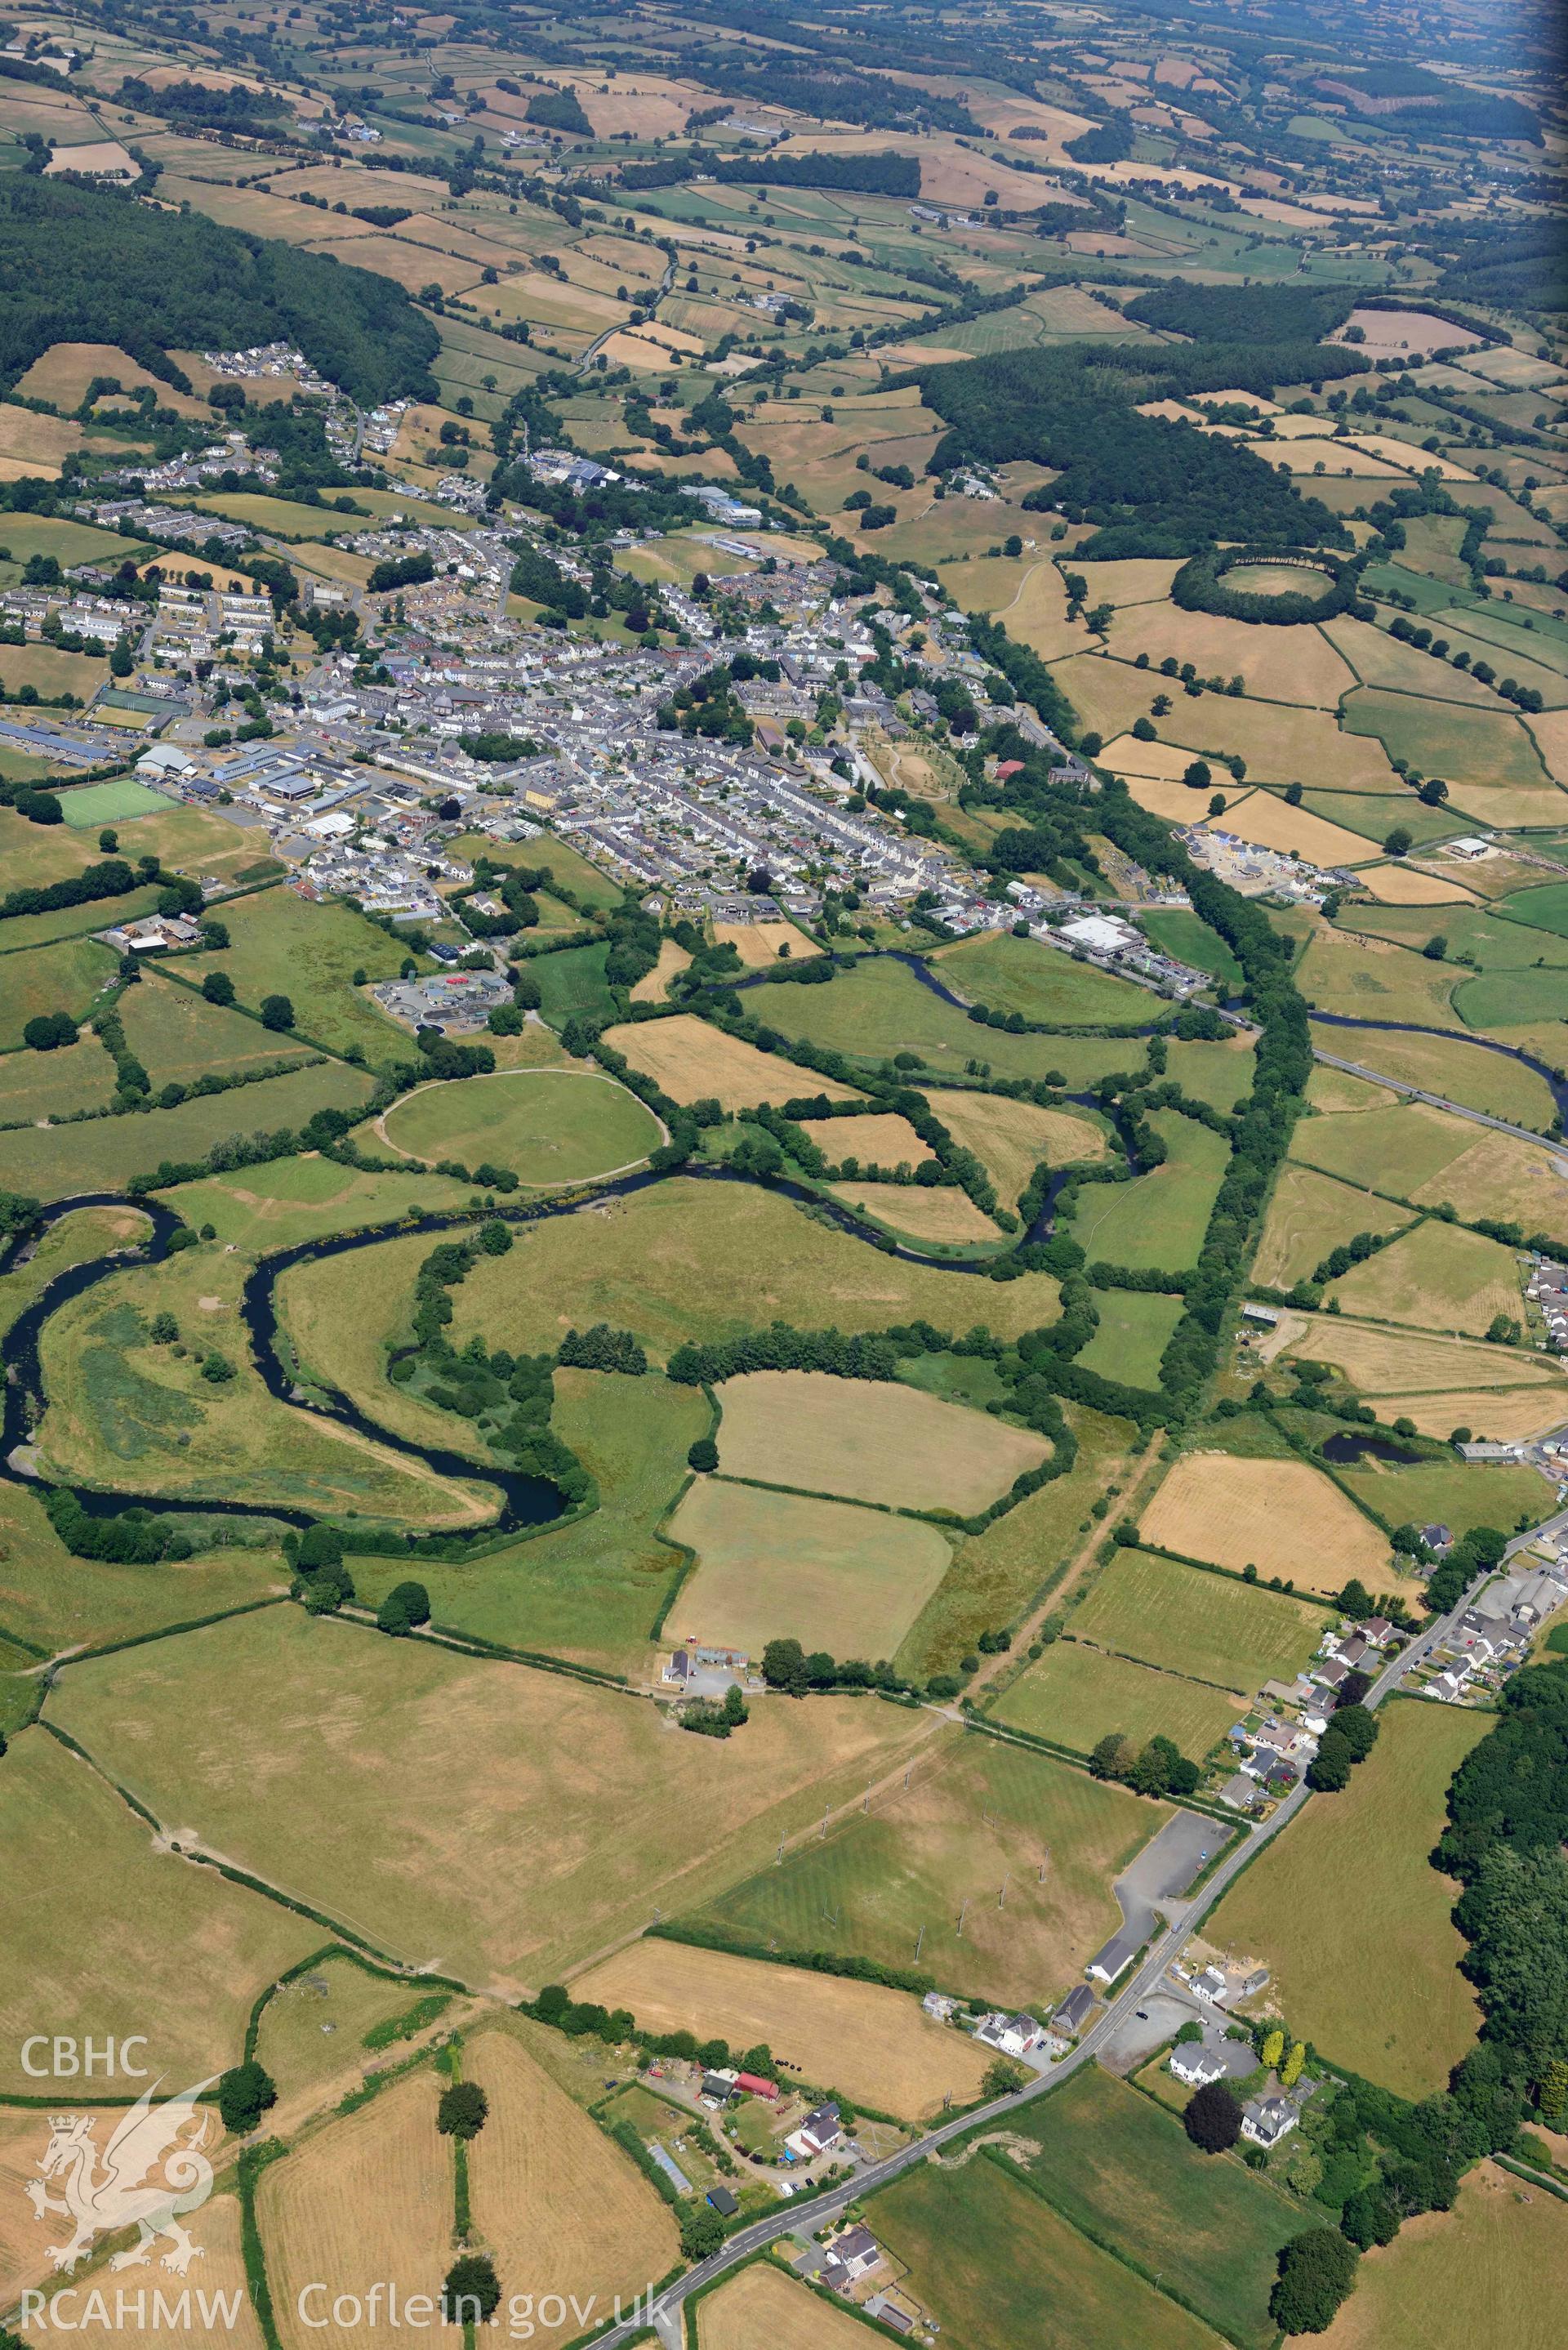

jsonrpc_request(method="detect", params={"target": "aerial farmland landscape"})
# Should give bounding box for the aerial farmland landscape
[0,0,1565,2342]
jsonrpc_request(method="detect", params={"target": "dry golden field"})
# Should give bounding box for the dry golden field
[47,1610,931,1990]
[697,2262,882,2349]
[262,2074,452,2350]
[1369,1386,1568,1443]
[1105,601,1356,705]
[800,1111,933,1168]
[603,1016,861,1108]
[713,920,817,965]
[1140,1452,1389,1586]
[1356,863,1479,905]
[713,1370,1048,1514]
[464,2029,677,2321]
[669,1477,953,1661]
[1325,1221,1525,1337]
[629,940,693,1002]
[571,1941,991,2118]
[1254,1166,1414,1290]
[829,1181,1004,1242]
[1314,2160,1568,2350]
[5,2183,264,2345]
[1281,1313,1563,1394]
[929,1090,1109,1206]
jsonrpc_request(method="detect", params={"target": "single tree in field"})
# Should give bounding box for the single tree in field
[259,993,295,1031]
[442,2255,501,2325]
[687,1436,718,1472]
[436,2081,489,2140]
[1269,2228,1357,2334]
[1183,2080,1243,2153]
[203,970,236,1007]
[217,2061,277,2136]
[377,1581,431,1637]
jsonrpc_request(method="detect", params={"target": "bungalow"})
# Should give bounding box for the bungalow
[1311,1657,1350,1693]
[786,2103,843,2160]
[1241,2096,1298,2148]
[1429,1666,1472,1704]
[1085,1926,1141,1986]
[1361,1616,1395,1645]
[662,1650,693,1686]
[1170,2040,1226,2087]
[1419,1527,1453,1555]
[975,2012,1045,2058]
[1054,1985,1096,2036]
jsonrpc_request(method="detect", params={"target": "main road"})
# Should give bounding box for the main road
[601,1549,1517,2346]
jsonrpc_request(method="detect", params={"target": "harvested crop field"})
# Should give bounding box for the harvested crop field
[829,1180,1003,1243]
[714,1370,1047,1514]
[1071,1549,1325,1695]
[669,1478,952,1661]
[464,2028,677,2321]
[800,1110,933,1168]
[695,2262,877,2350]
[1370,1385,1568,1443]
[1141,1452,1388,1590]
[569,1941,991,2119]
[1314,2159,1568,2350]
[1206,1701,1485,2098]
[602,1014,862,1108]
[994,1638,1241,1760]
[1280,1313,1564,1395]
[1325,1220,1524,1337]
[0,1725,315,2097]
[261,2073,452,2350]
[928,1089,1108,1207]
[682,1728,1164,2010]
[1254,1165,1414,1289]
[47,1608,929,1990]
[713,919,816,965]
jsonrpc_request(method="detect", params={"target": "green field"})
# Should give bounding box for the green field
[0,933,118,1050]
[1206,1699,1486,2098]
[1007,2065,1305,2350]
[1078,1288,1183,1386]
[991,1637,1242,1760]
[1321,1023,1557,1129]
[0,1030,115,1124]
[1140,907,1243,985]
[678,1728,1161,2008]
[37,1240,486,1527]
[896,1405,1137,1683]
[871,2151,1223,2350]
[167,1152,479,1255]
[1494,881,1568,940]
[380,1068,662,1184]
[180,888,416,1067]
[349,1369,710,1674]
[932,932,1155,1026]
[0,1478,279,1659]
[1165,1036,1257,1111]
[1454,966,1568,1029]
[118,972,316,1086]
[0,1059,374,1202]
[1341,686,1550,792]
[56,778,174,827]
[1071,1549,1324,1695]
[753,956,1077,1081]
[1062,1113,1231,1273]
[533,939,617,1031]
[1332,1454,1552,1541]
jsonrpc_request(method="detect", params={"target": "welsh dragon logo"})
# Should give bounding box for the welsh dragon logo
[24,2078,218,2276]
